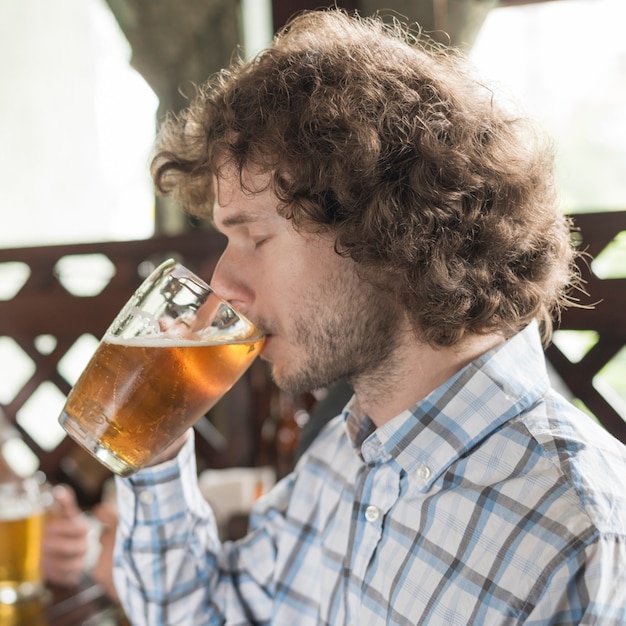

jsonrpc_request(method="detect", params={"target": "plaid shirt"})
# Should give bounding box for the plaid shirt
[114,322,626,625]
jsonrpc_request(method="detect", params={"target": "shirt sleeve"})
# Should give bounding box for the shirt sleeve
[113,433,290,626]
[524,533,626,625]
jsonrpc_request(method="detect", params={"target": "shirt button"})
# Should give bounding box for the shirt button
[365,505,380,522]
[138,490,155,504]
[417,464,432,479]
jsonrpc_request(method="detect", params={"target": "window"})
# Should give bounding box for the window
[471,0,626,212]
[0,0,158,248]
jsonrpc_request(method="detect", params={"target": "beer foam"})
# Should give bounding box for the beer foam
[0,500,42,521]
[105,335,205,348]
[105,333,260,348]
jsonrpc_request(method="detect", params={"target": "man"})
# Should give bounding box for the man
[113,9,626,624]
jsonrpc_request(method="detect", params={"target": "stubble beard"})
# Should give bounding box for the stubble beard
[271,278,403,395]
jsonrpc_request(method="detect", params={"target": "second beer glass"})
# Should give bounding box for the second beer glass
[0,477,47,604]
[58,259,265,476]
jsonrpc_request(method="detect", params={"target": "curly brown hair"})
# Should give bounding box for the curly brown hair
[152,9,579,347]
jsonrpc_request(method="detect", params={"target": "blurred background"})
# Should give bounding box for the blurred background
[0,0,624,507]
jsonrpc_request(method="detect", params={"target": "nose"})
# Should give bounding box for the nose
[210,248,255,315]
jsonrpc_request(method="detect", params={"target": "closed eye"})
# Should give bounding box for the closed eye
[254,236,270,249]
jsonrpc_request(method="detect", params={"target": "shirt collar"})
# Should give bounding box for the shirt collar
[344,321,550,491]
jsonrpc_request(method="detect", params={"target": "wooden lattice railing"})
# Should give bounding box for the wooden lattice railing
[545,211,626,441]
[1,212,624,505]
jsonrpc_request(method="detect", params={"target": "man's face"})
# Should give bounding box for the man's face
[211,164,401,393]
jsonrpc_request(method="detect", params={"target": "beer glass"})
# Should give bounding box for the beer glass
[0,598,46,626]
[58,259,265,477]
[0,477,47,604]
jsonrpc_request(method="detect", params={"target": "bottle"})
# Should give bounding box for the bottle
[273,391,315,479]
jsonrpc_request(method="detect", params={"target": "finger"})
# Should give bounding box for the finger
[44,513,90,543]
[42,532,88,557]
[50,483,81,518]
[45,514,89,535]
[42,551,86,572]
[42,554,85,587]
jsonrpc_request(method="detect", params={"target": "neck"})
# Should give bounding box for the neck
[352,327,505,428]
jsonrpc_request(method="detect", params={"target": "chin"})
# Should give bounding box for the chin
[271,365,327,396]
[269,363,299,393]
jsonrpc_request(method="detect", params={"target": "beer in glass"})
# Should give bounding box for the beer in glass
[58,259,265,476]
[0,479,46,604]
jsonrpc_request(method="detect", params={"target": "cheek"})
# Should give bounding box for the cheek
[261,232,345,319]
[258,261,319,334]
[266,244,319,291]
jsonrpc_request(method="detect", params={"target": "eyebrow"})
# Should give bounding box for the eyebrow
[218,211,270,230]
[220,213,250,228]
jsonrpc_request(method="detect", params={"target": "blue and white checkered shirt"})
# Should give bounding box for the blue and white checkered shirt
[114,322,626,625]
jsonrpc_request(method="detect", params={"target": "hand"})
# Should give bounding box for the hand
[41,484,89,587]
[147,429,192,466]
[91,501,119,603]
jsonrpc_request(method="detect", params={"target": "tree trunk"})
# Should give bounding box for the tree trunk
[359,0,498,48]
[105,0,498,232]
